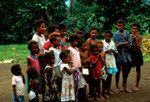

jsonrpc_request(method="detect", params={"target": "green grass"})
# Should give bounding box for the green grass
[0,44,150,63]
[0,44,29,63]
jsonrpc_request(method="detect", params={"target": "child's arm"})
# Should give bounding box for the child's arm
[64,67,73,75]
[27,57,32,67]
[12,85,19,102]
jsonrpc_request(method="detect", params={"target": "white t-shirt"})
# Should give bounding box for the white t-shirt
[49,47,62,67]
[12,75,25,96]
[32,34,46,51]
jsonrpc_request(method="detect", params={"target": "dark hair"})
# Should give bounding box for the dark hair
[59,50,70,61]
[34,19,45,30]
[47,25,59,34]
[116,19,125,25]
[45,51,55,65]
[131,22,140,30]
[27,40,38,51]
[90,27,97,33]
[104,30,112,36]
[68,35,79,42]
[11,64,25,84]
[50,36,57,43]
[90,44,98,53]
[59,23,66,30]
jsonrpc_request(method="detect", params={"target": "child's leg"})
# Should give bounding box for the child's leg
[106,74,112,93]
[135,65,141,89]
[122,64,131,92]
[115,64,121,89]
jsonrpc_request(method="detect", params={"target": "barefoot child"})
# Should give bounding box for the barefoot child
[103,30,118,95]
[59,50,75,102]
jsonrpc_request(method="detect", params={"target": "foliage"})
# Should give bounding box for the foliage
[0,0,67,44]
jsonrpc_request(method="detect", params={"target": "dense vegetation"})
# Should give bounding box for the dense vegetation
[0,0,150,44]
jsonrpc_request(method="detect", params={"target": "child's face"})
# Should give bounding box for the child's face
[92,47,99,55]
[90,30,97,39]
[54,37,61,47]
[117,23,124,32]
[131,26,139,35]
[53,28,60,35]
[104,33,111,42]
[37,23,47,34]
[72,40,78,47]
[31,44,39,54]
[64,55,71,63]
[82,44,88,51]
[60,28,66,37]
[97,43,103,52]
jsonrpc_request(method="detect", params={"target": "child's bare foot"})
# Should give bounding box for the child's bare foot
[133,87,140,91]
[114,88,120,94]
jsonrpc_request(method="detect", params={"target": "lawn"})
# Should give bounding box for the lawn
[0,44,150,64]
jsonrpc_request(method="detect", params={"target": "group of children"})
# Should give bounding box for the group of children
[11,19,143,102]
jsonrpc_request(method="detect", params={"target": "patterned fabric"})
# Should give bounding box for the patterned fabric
[60,63,75,101]
[89,55,103,79]
[103,40,118,74]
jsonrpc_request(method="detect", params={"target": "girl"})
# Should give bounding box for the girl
[89,44,103,101]
[59,50,75,102]
[44,51,59,102]
[68,35,87,102]
[102,30,118,95]
[131,23,143,91]
[27,40,41,93]
[11,64,25,102]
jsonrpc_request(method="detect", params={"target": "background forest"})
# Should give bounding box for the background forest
[0,0,150,44]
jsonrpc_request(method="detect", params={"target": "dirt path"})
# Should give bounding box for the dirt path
[0,63,150,102]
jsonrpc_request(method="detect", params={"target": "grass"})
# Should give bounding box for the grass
[0,44,150,63]
[0,44,29,63]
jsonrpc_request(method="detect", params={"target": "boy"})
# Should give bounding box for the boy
[32,19,47,52]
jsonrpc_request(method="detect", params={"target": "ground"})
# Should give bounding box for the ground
[0,63,150,102]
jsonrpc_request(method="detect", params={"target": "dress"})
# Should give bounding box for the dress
[60,63,75,102]
[103,40,118,74]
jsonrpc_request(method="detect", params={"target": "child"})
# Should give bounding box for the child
[59,50,75,102]
[27,40,41,73]
[102,30,118,95]
[59,23,68,50]
[27,67,40,102]
[11,64,25,102]
[48,35,62,95]
[130,22,143,91]
[44,51,59,102]
[86,27,98,47]
[68,35,87,102]
[32,19,46,52]
[113,19,132,93]
[27,40,42,95]
[89,44,103,101]
[42,25,60,52]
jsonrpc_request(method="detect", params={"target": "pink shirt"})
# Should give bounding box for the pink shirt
[27,55,41,73]
[42,40,52,52]
[68,46,81,69]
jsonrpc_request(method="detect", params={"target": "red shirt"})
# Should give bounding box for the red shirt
[90,55,103,79]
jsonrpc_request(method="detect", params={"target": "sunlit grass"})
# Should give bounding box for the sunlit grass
[0,44,150,63]
[0,44,29,63]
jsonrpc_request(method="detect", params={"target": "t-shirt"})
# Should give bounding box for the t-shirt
[32,34,46,51]
[12,75,25,96]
